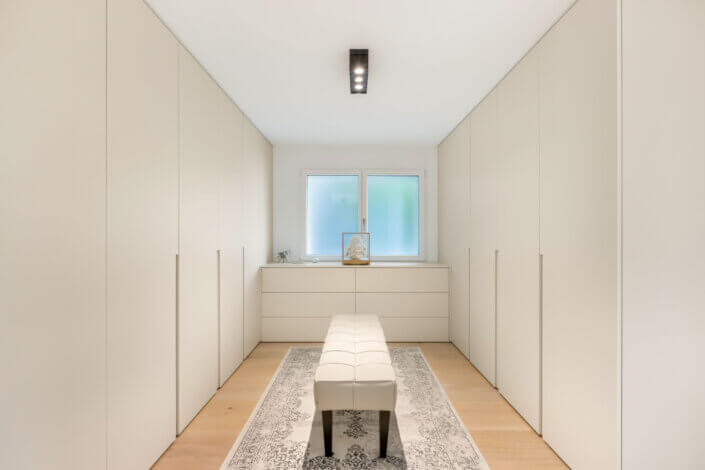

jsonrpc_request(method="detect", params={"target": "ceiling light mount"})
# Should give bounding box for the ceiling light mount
[349,49,368,94]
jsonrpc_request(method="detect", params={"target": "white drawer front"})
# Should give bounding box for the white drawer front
[355,268,448,292]
[262,317,331,341]
[262,267,354,292]
[262,293,355,317]
[356,293,448,317]
[380,317,449,342]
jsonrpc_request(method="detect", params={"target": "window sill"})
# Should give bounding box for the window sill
[262,261,447,268]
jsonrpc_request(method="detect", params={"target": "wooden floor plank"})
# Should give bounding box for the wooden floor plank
[153,342,567,469]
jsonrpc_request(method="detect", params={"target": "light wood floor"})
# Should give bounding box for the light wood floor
[154,343,567,469]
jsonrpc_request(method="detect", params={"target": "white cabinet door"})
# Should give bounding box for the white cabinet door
[106,0,178,467]
[437,137,453,270]
[453,118,471,358]
[622,1,704,469]
[177,47,220,433]
[356,293,448,317]
[380,318,449,342]
[0,1,107,468]
[243,119,273,356]
[262,317,332,341]
[218,99,245,386]
[262,293,355,316]
[538,0,619,468]
[496,49,541,432]
[262,267,354,292]
[439,118,470,357]
[469,90,499,386]
[355,268,448,293]
[242,119,258,357]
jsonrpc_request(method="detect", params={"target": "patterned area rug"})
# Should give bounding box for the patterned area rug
[220,347,489,470]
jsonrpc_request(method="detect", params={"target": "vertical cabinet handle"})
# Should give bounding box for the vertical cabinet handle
[468,246,472,352]
[539,252,544,432]
[175,253,180,433]
[494,248,499,388]
[241,245,246,360]
[217,249,222,388]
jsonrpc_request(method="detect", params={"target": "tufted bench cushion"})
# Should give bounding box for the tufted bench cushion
[313,314,397,458]
[314,314,396,411]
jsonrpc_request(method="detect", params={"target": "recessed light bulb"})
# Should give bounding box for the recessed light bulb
[354,67,365,75]
[354,84,363,90]
[354,76,363,83]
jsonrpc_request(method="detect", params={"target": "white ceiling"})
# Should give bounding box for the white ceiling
[146,0,574,145]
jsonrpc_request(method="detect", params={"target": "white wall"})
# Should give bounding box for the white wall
[273,144,438,262]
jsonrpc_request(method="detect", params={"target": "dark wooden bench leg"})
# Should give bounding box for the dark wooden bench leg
[322,410,333,457]
[379,410,390,458]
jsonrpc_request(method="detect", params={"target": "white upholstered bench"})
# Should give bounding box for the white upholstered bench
[313,314,397,458]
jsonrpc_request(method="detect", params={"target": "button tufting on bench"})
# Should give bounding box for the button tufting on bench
[314,314,397,412]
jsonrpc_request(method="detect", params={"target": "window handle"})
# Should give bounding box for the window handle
[362,217,367,231]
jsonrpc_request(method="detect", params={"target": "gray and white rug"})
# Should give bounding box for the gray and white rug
[220,347,489,470]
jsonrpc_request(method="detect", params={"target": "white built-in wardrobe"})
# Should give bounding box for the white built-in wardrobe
[439,0,704,469]
[0,1,272,469]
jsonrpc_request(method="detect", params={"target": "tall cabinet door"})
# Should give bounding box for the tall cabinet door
[242,118,271,356]
[623,2,705,469]
[539,0,619,467]
[177,47,220,433]
[106,0,178,467]
[496,50,541,432]
[0,1,107,468]
[219,101,245,386]
[469,90,499,385]
[449,117,471,357]
[437,136,454,282]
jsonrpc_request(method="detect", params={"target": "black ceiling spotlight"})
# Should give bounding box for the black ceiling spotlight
[349,49,368,94]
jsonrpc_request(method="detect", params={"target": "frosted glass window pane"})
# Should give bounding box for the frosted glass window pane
[306,175,359,255]
[367,175,419,256]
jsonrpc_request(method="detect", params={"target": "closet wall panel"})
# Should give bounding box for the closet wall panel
[0,1,107,468]
[451,117,470,357]
[1,1,273,465]
[437,138,453,267]
[243,119,273,356]
[106,0,178,467]
[218,97,245,386]
[177,47,221,433]
[622,1,705,468]
[468,90,499,386]
[496,50,541,432]
[438,117,470,357]
[242,119,259,356]
[538,0,619,467]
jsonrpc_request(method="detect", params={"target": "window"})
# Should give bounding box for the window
[367,174,420,256]
[304,170,423,260]
[306,174,360,256]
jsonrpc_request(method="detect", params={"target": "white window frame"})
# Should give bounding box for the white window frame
[301,169,424,261]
